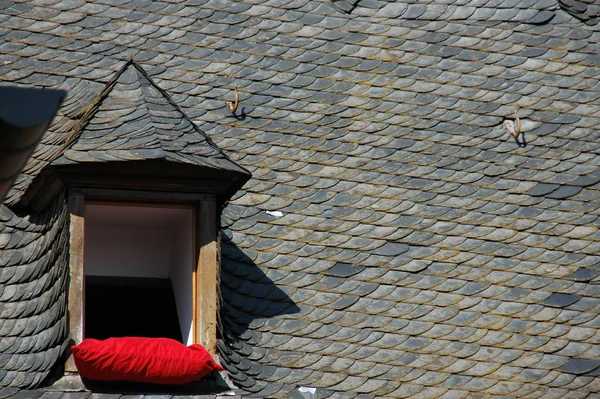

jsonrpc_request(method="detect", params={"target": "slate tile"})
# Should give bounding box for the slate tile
[322,263,365,278]
[558,358,600,375]
[370,242,409,257]
[566,268,600,282]
[542,293,582,308]
[527,183,561,197]
[60,394,91,399]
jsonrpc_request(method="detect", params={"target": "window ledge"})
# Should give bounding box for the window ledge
[48,372,236,396]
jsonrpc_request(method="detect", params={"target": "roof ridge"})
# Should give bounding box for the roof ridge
[130,62,229,163]
[55,59,136,161]
[128,64,165,160]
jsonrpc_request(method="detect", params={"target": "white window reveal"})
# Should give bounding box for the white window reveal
[84,204,194,345]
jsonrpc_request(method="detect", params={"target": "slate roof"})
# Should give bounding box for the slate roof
[4,59,249,206]
[52,59,248,175]
[2,0,600,398]
[559,0,600,24]
[0,194,69,388]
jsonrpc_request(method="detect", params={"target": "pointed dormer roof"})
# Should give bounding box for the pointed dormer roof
[52,60,248,176]
[20,61,250,210]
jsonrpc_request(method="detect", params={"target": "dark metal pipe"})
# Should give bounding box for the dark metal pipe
[0,86,66,202]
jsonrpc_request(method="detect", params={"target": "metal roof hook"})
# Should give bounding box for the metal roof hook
[226,86,239,114]
[503,109,521,139]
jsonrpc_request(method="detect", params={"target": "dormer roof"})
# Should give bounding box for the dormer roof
[53,60,247,176]
[18,61,250,209]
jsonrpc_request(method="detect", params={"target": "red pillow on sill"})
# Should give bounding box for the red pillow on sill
[71,337,224,384]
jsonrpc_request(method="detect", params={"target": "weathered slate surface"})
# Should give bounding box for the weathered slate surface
[558,0,600,25]
[52,60,248,177]
[0,195,69,388]
[1,0,600,397]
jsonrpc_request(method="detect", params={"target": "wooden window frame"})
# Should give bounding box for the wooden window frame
[66,190,219,372]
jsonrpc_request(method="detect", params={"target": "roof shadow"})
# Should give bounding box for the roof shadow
[217,232,301,393]
[219,231,301,337]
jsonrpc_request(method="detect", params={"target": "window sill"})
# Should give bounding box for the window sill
[49,372,235,396]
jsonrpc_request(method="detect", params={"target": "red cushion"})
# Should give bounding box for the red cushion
[71,337,224,384]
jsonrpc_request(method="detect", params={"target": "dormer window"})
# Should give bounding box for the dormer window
[18,60,251,377]
[66,193,221,375]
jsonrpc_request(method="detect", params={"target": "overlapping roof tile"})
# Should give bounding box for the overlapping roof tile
[558,0,600,25]
[0,194,69,388]
[2,0,600,397]
[50,60,248,178]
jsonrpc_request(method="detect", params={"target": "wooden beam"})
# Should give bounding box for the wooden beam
[195,197,218,356]
[66,194,85,373]
[192,206,197,347]
[70,187,217,203]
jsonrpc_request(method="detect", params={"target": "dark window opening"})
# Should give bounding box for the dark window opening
[85,276,183,342]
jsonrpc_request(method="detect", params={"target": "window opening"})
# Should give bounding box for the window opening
[84,203,194,345]
[85,276,183,341]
